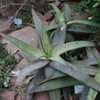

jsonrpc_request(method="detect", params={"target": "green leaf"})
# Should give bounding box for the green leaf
[14,60,49,85]
[40,25,53,58]
[50,4,65,27]
[27,76,79,93]
[73,61,97,76]
[46,20,100,32]
[0,33,42,60]
[50,57,100,91]
[32,8,42,34]
[63,4,72,21]
[87,48,100,100]
[45,59,98,81]
[52,41,95,56]
[46,24,57,31]
[45,67,65,79]
[68,26,98,34]
[32,9,52,58]
[94,0,100,2]
[67,20,100,28]
[50,27,66,46]
[87,89,97,100]
[50,4,66,46]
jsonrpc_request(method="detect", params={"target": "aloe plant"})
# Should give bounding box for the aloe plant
[0,4,100,100]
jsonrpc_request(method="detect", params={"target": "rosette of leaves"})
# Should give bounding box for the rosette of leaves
[0,4,100,100]
[0,43,17,91]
